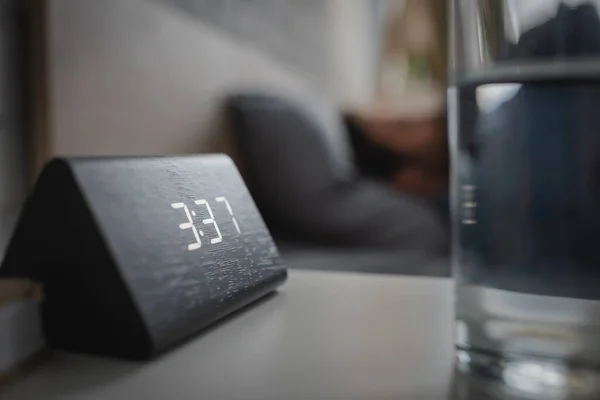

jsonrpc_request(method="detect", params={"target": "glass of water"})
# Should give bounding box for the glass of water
[450,0,600,397]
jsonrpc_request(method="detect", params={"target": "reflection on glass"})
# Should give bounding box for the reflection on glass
[452,1,600,75]
[452,351,600,399]
[475,84,521,114]
[451,1,600,397]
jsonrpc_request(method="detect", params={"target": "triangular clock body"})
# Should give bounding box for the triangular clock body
[0,155,287,359]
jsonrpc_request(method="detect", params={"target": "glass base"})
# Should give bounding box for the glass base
[456,285,600,364]
[455,285,600,399]
[455,348,600,400]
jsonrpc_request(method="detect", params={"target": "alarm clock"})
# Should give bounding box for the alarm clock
[0,155,287,360]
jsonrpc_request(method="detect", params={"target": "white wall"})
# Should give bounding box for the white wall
[41,0,323,161]
[328,0,382,107]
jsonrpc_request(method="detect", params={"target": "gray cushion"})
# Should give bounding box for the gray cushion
[228,93,448,253]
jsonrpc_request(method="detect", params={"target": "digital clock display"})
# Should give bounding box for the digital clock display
[171,197,240,250]
[0,155,287,359]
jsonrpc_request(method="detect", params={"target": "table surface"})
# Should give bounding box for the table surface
[2,270,457,399]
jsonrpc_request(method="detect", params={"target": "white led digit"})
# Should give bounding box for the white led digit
[216,197,241,234]
[195,199,223,244]
[171,202,202,251]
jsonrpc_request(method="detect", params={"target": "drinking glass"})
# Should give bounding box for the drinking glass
[449,0,600,397]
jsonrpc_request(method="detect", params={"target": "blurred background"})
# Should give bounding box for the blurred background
[0,0,450,275]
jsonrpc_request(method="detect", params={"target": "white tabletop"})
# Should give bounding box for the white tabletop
[1,270,455,399]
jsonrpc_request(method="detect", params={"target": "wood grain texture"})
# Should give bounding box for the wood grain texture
[0,155,286,359]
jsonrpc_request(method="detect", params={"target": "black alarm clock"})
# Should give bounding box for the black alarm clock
[0,155,287,360]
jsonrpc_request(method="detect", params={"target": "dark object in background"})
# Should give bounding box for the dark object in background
[498,3,600,60]
[227,92,355,240]
[346,113,449,199]
[0,0,30,255]
[0,156,286,360]
[228,93,448,252]
[345,116,401,181]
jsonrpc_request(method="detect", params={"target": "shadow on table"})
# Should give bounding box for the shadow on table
[5,291,282,398]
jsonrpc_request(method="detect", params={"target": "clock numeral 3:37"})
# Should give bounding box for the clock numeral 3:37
[171,197,241,251]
